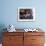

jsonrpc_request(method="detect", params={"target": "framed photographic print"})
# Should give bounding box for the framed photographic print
[18,7,35,21]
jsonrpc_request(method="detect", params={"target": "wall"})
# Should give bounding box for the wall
[0,0,46,29]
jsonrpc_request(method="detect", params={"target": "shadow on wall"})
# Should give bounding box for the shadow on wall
[0,24,7,43]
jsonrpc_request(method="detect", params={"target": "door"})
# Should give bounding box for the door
[3,32,24,46]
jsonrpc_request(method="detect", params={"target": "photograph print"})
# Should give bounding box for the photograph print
[18,7,35,21]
